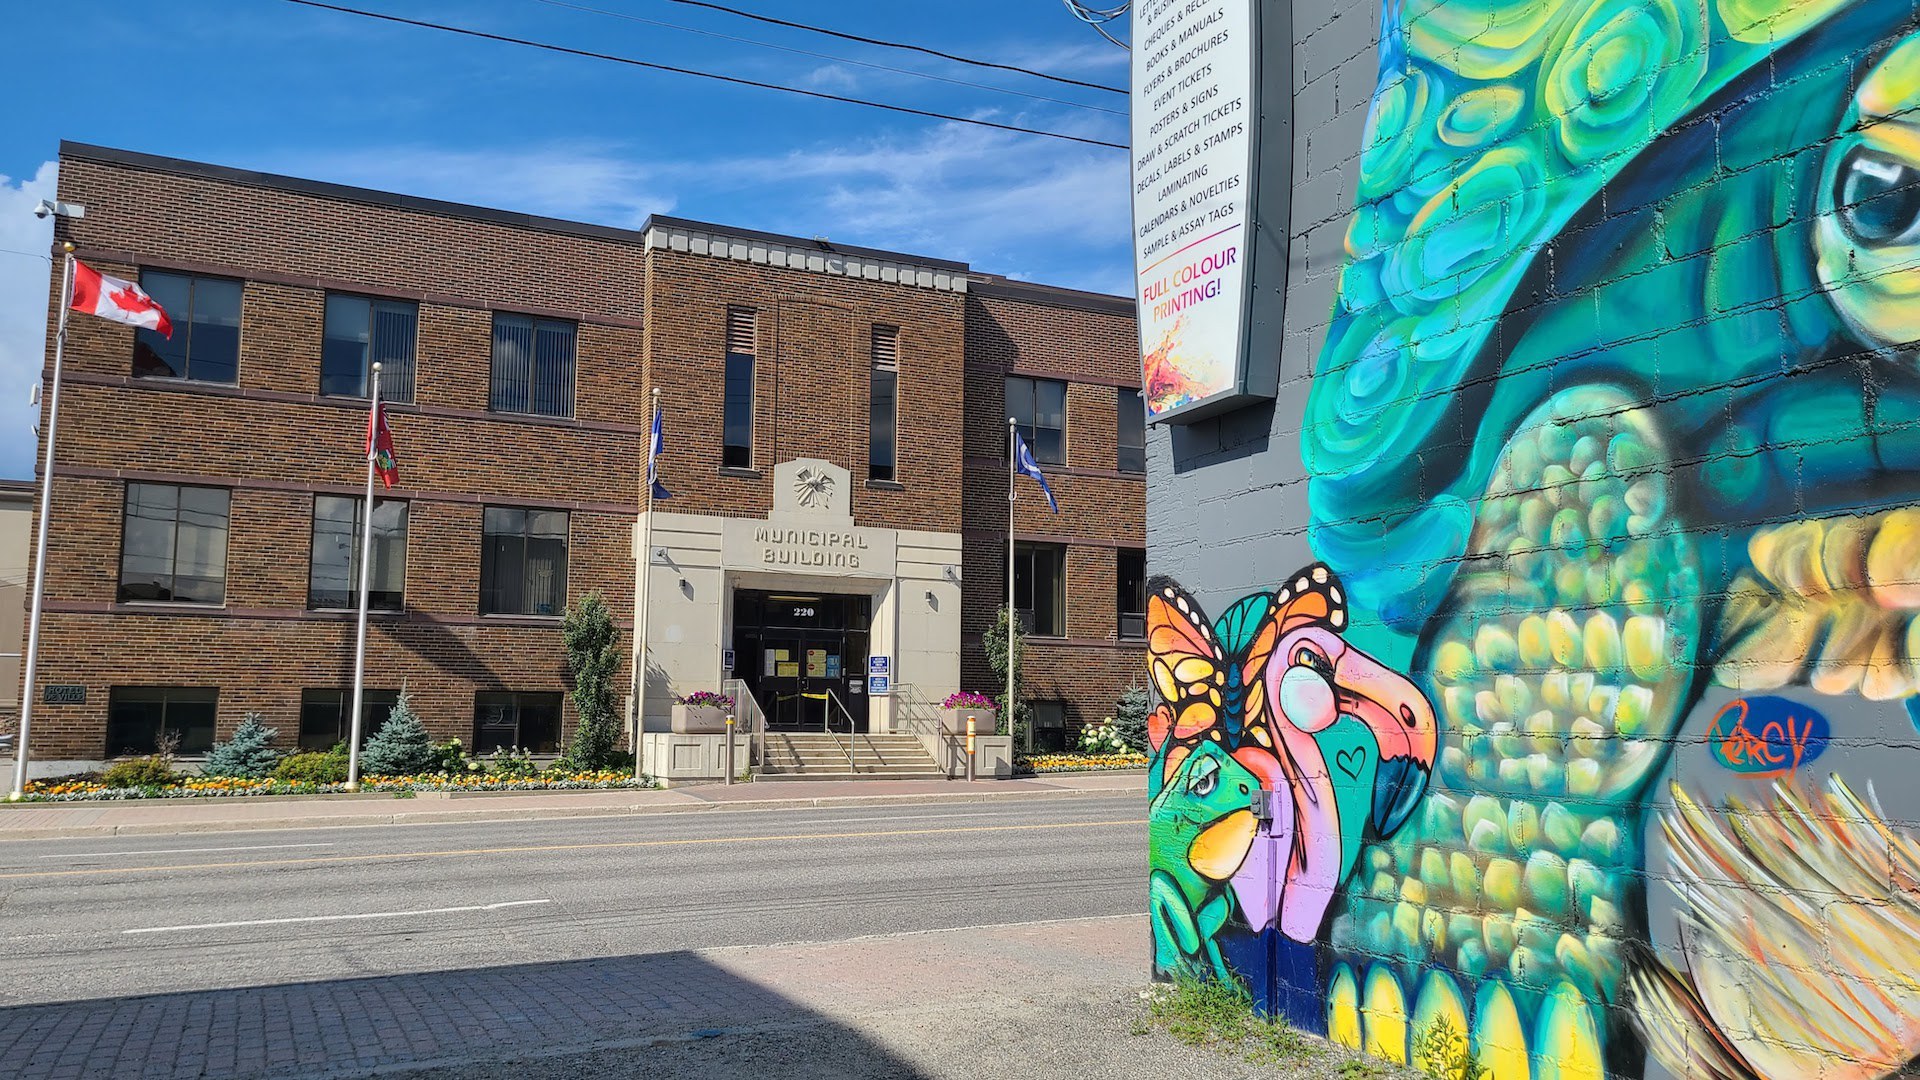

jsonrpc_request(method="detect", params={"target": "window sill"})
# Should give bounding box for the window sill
[309,606,408,617]
[131,374,240,389]
[865,479,905,491]
[477,612,565,623]
[321,392,417,408]
[114,599,227,611]
[717,467,763,479]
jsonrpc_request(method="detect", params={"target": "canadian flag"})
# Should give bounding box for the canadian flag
[70,260,173,338]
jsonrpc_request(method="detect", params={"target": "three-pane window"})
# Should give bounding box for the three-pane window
[474,692,562,753]
[490,314,575,418]
[107,687,217,757]
[134,271,241,383]
[322,294,417,402]
[724,308,756,469]
[309,496,408,610]
[1118,548,1147,639]
[480,507,569,616]
[298,688,400,751]
[870,325,899,482]
[1118,388,1147,473]
[1013,541,1067,637]
[119,483,230,604]
[1007,377,1066,465]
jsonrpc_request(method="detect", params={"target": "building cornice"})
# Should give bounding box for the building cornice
[643,217,969,293]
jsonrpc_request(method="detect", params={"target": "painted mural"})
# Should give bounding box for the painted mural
[1147,1,1920,1077]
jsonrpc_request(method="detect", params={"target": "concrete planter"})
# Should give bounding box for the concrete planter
[940,706,996,735]
[671,704,728,734]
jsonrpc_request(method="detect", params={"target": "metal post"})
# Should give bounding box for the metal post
[632,387,660,780]
[10,246,75,801]
[966,715,977,783]
[724,713,735,786]
[1007,416,1018,752]
[346,363,383,791]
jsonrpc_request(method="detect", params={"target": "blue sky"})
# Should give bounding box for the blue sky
[0,0,1132,479]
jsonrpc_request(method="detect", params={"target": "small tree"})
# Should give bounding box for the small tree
[202,713,281,778]
[562,591,623,772]
[360,692,437,776]
[1112,685,1152,753]
[983,606,1031,744]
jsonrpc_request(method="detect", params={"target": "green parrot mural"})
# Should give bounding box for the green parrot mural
[1150,1,1920,1078]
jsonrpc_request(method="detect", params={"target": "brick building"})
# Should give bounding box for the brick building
[19,142,1144,770]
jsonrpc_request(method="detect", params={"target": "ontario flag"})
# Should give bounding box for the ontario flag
[70,261,173,337]
[367,403,399,489]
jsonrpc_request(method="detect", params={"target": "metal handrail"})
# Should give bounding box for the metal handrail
[891,682,961,778]
[721,678,769,770]
[823,689,859,772]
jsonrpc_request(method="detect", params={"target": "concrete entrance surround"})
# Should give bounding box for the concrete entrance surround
[631,459,965,778]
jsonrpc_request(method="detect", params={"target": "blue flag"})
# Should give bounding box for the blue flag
[1013,430,1058,513]
[648,404,671,501]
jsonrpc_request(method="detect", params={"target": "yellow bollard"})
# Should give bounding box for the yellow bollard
[724,713,736,786]
[966,715,977,782]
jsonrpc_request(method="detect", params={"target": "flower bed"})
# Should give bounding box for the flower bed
[17,771,656,803]
[1016,751,1150,775]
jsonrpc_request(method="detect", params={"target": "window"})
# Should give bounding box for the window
[133,271,241,383]
[1007,376,1066,465]
[322,294,417,402]
[474,692,562,753]
[309,496,408,610]
[870,325,899,481]
[1030,700,1068,752]
[298,689,400,751]
[1118,548,1147,639]
[1013,542,1067,637]
[119,483,230,604]
[1118,388,1147,473]
[724,307,756,468]
[107,687,217,757]
[490,314,575,418]
[480,507,569,615]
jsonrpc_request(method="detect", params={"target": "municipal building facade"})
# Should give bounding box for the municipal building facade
[18,142,1146,773]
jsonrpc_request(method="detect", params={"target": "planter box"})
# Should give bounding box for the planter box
[940,707,996,736]
[671,704,729,734]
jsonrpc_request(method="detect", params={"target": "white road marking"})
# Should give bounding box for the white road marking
[123,899,553,935]
[41,843,335,859]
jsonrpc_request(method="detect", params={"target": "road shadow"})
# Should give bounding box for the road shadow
[0,949,932,1080]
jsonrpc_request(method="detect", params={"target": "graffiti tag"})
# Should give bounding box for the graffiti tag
[1707,697,1830,776]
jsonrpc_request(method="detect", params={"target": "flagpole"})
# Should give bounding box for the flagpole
[1006,415,1017,754]
[631,387,660,780]
[346,362,383,791]
[9,245,75,801]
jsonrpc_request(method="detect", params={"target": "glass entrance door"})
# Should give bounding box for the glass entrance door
[733,591,870,732]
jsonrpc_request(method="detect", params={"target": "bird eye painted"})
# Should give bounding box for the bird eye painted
[1193,766,1218,798]
[1834,146,1920,247]
[1294,645,1334,676]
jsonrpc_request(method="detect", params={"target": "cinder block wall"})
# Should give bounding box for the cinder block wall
[1147,3,1920,1079]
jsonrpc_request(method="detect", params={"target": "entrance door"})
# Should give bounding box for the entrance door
[734,591,870,732]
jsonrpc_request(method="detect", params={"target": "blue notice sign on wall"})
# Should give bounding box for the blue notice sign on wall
[869,675,891,695]
[868,656,890,677]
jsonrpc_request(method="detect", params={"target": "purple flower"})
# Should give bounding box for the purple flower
[942,691,997,710]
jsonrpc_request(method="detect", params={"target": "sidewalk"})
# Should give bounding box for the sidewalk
[0,771,1145,840]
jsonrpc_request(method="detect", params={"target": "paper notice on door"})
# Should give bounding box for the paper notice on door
[806,649,827,677]
[777,662,800,678]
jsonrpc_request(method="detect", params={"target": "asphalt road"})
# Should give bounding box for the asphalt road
[0,795,1145,1008]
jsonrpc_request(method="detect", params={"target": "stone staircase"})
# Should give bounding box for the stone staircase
[756,732,946,781]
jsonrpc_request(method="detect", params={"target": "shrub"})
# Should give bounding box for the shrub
[431,738,469,775]
[983,607,1027,740]
[273,745,348,784]
[482,746,537,778]
[1079,719,1131,755]
[102,755,179,789]
[562,592,625,772]
[202,713,281,779]
[360,692,438,776]
[1113,685,1152,753]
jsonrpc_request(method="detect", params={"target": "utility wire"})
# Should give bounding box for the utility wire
[530,0,1124,117]
[281,0,1127,149]
[660,0,1127,95]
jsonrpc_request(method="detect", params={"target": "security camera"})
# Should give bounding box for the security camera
[32,202,49,219]
[33,200,84,220]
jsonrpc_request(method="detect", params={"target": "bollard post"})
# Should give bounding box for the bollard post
[966,715,977,782]
[724,713,736,786]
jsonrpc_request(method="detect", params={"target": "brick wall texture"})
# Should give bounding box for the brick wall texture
[19,145,1143,760]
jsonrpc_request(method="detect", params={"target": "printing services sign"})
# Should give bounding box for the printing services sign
[1130,0,1290,424]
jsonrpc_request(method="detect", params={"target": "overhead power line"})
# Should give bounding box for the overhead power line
[529,0,1125,117]
[1061,1,1130,51]
[281,0,1127,150]
[660,0,1127,95]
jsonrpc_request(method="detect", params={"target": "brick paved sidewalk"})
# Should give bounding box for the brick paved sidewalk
[0,772,1145,840]
[0,914,1150,1080]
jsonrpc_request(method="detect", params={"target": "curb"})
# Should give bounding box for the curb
[0,783,1145,841]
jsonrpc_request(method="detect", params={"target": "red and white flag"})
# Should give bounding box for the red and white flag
[367,403,399,489]
[70,261,173,338]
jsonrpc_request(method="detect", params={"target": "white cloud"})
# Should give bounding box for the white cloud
[0,162,57,480]
[802,64,863,92]
[265,143,677,230]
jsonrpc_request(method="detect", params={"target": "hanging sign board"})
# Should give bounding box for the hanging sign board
[1130,0,1291,424]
